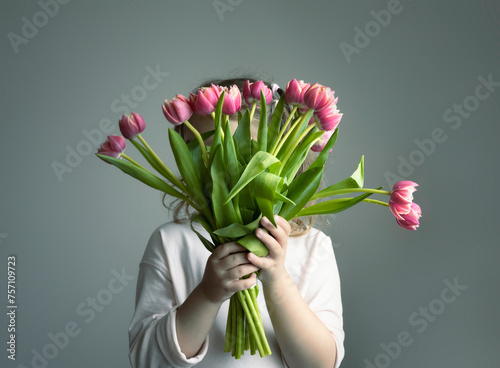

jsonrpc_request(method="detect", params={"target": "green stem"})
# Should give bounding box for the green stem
[183,120,209,167]
[136,134,189,194]
[122,152,201,212]
[237,290,266,357]
[362,198,390,207]
[271,109,312,157]
[269,105,298,154]
[243,288,271,356]
[312,188,391,200]
[278,122,317,176]
[120,153,143,168]
[249,101,257,122]
[236,297,243,358]
[224,301,233,352]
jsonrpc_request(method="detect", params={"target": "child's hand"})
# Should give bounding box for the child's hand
[247,215,291,286]
[199,242,259,305]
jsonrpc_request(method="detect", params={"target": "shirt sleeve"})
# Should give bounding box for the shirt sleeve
[128,229,209,368]
[302,234,345,368]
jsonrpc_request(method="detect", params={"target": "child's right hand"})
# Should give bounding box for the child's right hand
[198,242,259,305]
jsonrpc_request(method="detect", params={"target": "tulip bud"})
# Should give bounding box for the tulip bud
[163,94,193,125]
[311,130,334,153]
[389,181,419,221]
[285,79,310,107]
[242,80,272,106]
[304,83,333,111]
[119,113,146,139]
[221,85,242,115]
[97,135,126,162]
[195,84,221,115]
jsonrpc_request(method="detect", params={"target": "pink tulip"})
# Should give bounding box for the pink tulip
[311,130,334,153]
[119,112,146,139]
[396,202,422,230]
[221,85,242,115]
[389,181,419,220]
[304,83,333,111]
[162,94,193,125]
[97,135,126,162]
[193,84,221,115]
[314,103,343,131]
[242,80,272,106]
[285,79,311,107]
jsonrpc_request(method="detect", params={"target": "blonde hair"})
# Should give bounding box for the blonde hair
[162,77,326,237]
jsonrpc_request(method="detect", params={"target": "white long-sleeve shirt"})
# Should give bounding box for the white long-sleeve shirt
[128,220,345,367]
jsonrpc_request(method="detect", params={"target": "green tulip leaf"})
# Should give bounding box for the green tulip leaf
[211,145,238,228]
[96,154,190,203]
[236,233,269,257]
[233,109,251,163]
[224,151,280,205]
[279,167,323,220]
[257,90,267,152]
[311,156,364,200]
[295,188,380,217]
[190,214,216,252]
[223,119,241,189]
[308,128,339,171]
[267,94,286,152]
[213,213,263,237]
[274,191,295,206]
[252,171,283,228]
[168,128,208,210]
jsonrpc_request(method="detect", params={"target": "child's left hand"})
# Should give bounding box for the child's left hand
[246,215,291,286]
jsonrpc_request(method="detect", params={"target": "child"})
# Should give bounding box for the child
[128,78,345,367]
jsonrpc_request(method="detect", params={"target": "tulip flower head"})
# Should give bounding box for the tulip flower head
[97,135,126,162]
[285,79,311,108]
[192,84,221,115]
[221,85,242,115]
[389,181,421,230]
[304,83,333,111]
[243,80,272,106]
[119,112,146,139]
[163,94,193,125]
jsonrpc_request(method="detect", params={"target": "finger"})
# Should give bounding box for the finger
[229,273,257,292]
[275,215,292,236]
[220,252,252,271]
[255,227,281,256]
[261,216,288,245]
[212,242,248,260]
[247,252,273,270]
[227,264,260,281]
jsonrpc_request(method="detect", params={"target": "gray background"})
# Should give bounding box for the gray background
[1,0,498,367]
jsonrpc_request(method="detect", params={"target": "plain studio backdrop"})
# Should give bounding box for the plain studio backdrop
[1,1,498,367]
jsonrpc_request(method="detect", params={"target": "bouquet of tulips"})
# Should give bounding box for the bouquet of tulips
[96,79,422,358]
